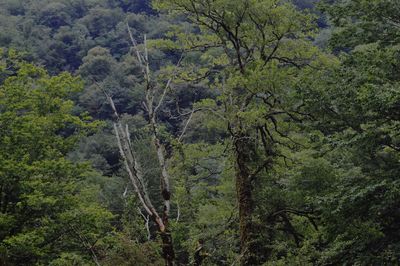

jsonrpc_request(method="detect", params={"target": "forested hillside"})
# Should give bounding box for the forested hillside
[0,0,399,265]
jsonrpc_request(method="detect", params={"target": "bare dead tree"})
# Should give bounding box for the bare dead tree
[99,24,187,266]
[103,81,175,265]
[127,24,185,265]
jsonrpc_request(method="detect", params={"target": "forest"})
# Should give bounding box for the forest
[0,0,399,265]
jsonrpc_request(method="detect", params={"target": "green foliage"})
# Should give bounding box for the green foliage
[169,141,238,264]
[0,59,113,265]
[295,0,400,264]
[100,234,164,266]
[321,0,400,49]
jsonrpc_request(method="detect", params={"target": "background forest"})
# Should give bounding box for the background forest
[0,0,399,265]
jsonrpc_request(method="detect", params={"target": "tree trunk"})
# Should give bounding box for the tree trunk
[109,101,175,266]
[234,134,257,266]
[160,231,175,266]
[149,107,175,266]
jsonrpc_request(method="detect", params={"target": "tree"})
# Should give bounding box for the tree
[98,25,189,264]
[294,0,400,264]
[0,52,113,265]
[155,0,330,264]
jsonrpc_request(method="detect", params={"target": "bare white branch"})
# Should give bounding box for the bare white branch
[178,108,195,142]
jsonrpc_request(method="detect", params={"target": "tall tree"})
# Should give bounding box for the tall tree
[99,27,189,265]
[155,0,330,264]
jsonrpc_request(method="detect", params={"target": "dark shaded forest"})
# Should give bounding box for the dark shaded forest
[0,0,399,265]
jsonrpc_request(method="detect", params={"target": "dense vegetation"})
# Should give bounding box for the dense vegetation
[0,0,399,265]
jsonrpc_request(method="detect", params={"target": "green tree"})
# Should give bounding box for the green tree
[155,0,331,264]
[0,54,113,265]
[295,0,400,264]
